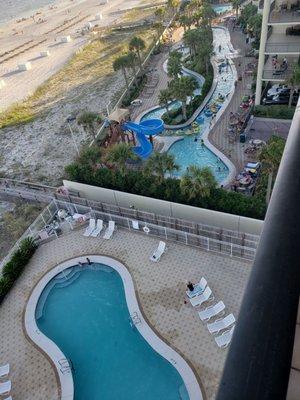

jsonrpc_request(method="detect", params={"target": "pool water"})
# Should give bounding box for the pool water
[212,4,233,14]
[142,27,235,182]
[36,264,189,400]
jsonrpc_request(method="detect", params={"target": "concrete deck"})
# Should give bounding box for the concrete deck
[0,227,251,400]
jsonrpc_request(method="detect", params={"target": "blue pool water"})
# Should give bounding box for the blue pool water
[142,28,234,182]
[36,264,189,400]
[212,4,233,14]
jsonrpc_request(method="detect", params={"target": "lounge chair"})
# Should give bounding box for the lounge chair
[90,219,103,237]
[83,218,96,237]
[0,364,9,378]
[215,325,235,348]
[103,221,115,240]
[132,220,139,230]
[186,277,207,298]
[0,381,11,396]
[198,301,225,322]
[150,241,166,262]
[189,286,214,307]
[207,313,235,335]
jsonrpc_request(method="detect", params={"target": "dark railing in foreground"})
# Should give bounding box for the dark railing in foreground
[216,101,300,399]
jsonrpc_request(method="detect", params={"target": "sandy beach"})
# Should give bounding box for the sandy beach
[0,0,155,111]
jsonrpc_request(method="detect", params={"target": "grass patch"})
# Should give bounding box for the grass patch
[253,105,295,120]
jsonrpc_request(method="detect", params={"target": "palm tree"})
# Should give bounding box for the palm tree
[198,39,213,75]
[77,111,102,139]
[106,143,137,176]
[158,88,173,116]
[169,76,198,120]
[183,29,201,57]
[180,165,217,199]
[113,55,130,88]
[126,51,138,77]
[144,152,179,182]
[167,50,182,79]
[178,15,192,32]
[200,2,216,27]
[287,64,300,107]
[129,36,146,72]
[232,0,242,18]
[259,136,286,205]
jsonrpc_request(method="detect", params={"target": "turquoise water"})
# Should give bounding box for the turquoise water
[212,4,233,14]
[142,28,234,182]
[36,264,189,400]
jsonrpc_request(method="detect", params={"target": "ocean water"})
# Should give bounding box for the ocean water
[0,0,56,24]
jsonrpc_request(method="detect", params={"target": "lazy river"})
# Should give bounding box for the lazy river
[141,27,236,183]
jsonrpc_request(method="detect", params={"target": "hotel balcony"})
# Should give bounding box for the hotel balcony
[262,55,296,81]
[265,33,300,54]
[269,9,300,24]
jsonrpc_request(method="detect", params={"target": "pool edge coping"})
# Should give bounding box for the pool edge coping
[24,254,204,400]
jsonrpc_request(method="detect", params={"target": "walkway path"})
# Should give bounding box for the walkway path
[208,25,256,173]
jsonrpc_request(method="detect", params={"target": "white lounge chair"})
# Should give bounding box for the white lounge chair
[83,218,95,237]
[189,286,214,307]
[207,313,235,335]
[186,277,207,298]
[150,241,166,262]
[103,221,115,240]
[0,364,9,378]
[132,220,139,230]
[215,325,235,348]
[198,301,225,322]
[0,381,11,396]
[91,219,103,237]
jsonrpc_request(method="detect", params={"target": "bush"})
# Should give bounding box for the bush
[0,237,37,304]
[121,74,147,107]
[253,105,295,120]
[65,163,267,220]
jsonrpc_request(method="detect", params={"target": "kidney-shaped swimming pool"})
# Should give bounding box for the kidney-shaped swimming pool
[35,263,192,400]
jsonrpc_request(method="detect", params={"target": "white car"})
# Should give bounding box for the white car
[267,84,288,98]
[131,99,143,106]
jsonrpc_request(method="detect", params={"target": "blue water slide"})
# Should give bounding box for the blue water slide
[122,119,164,159]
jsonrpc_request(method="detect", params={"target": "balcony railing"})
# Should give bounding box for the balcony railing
[216,99,300,399]
[269,10,300,24]
[262,68,292,80]
[265,41,300,53]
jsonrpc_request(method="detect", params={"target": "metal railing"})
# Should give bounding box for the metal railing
[265,41,300,53]
[0,197,257,270]
[262,68,292,80]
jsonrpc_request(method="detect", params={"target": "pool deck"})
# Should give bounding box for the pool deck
[0,227,252,400]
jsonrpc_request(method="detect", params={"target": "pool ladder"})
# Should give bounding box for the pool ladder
[58,358,74,375]
[129,311,141,327]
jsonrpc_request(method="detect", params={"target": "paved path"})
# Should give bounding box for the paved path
[0,227,251,399]
[208,25,256,174]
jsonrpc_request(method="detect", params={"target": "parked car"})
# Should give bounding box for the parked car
[131,99,143,106]
[264,92,299,106]
[266,84,288,98]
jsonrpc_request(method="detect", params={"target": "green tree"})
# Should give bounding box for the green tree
[169,76,198,120]
[77,145,102,169]
[232,0,242,18]
[106,143,138,176]
[113,55,131,88]
[158,88,173,115]
[125,51,138,77]
[129,36,146,72]
[197,39,213,75]
[180,165,217,199]
[258,136,285,204]
[287,64,300,107]
[167,50,182,78]
[178,15,192,32]
[248,14,262,41]
[183,29,201,57]
[77,111,102,139]
[144,152,179,182]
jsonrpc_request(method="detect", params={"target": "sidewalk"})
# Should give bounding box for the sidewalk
[208,26,256,173]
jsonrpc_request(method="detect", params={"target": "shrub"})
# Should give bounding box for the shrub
[253,105,295,120]
[65,162,267,220]
[121,74,147,107]
[0,237,37,304]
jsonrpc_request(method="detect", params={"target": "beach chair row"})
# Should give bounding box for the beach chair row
[187,278,235,349]
[83,219,116,240]
[0,363,12,399]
